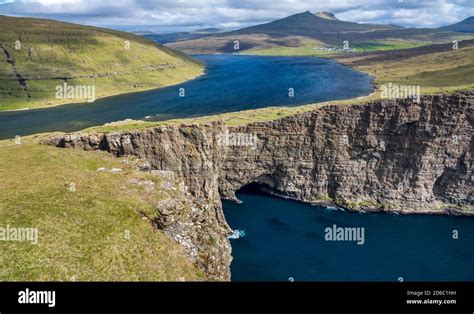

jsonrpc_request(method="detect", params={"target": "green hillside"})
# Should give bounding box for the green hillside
[335,39,474,93]
[0,15,204,111]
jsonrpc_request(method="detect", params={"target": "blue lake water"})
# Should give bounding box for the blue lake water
[223,190,474,282]
[0,54,373,139]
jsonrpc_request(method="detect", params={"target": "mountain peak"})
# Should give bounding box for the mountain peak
[295,10,316,17]
[440,16,474,32]
[314,12,338,20]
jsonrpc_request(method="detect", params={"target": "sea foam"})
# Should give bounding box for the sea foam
[228,229,246,239]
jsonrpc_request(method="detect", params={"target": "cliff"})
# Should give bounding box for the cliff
[43,124,232,281]
[220,92,473,214]
[43,92,474,280]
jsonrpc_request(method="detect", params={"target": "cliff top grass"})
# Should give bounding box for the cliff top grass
[0,15,204,111]
[0,136,204,281]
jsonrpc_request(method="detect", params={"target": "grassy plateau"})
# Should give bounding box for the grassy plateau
[0,136,204,281]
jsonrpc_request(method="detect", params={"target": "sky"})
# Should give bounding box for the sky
[0,0,473,33]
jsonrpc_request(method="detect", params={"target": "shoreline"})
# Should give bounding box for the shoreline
[0,53,367,113]
[225,190,474,218]
[0,71,205,113]
[0,55,377,141]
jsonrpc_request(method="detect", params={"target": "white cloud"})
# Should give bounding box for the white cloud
[0,0,472,32]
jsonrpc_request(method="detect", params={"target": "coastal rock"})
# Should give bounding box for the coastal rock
[43,92,474,280]
[220,93,473,215]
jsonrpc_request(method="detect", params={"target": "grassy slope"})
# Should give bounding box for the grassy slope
[0,15,204,111]
[0,136,204,281]
[236,32,474,56]
[242,40,427,56]
[334,40,474,94]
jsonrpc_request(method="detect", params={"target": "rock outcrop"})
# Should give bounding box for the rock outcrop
[220,92,473,214]
[43,92,474,280]
[44,124,232,281]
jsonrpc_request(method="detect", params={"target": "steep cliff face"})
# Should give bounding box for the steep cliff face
[44,92,474,280]
[44,124,232,281]
[220,92,473,214]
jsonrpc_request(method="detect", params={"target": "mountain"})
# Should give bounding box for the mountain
[145,28,225,44]
[235,11,402,35]
[0,15,203,110]
[440,16,474,33]
[167,11,474,54]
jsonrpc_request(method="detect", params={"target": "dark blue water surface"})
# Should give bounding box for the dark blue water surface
[223,192,474,282]
[0,55,373,139]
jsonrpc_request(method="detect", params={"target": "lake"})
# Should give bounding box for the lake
[224,188,474,282]
[0,54,373,140]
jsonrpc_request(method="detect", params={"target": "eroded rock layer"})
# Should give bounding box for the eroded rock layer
[220,93,473,214]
